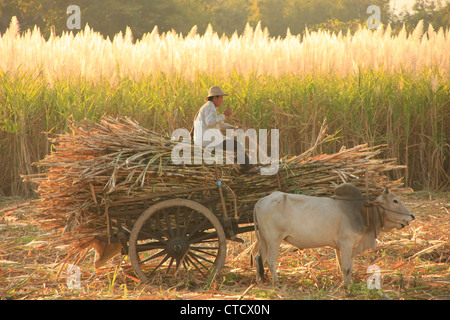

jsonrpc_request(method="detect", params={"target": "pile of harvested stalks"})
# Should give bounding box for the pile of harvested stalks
[17,117,406,260]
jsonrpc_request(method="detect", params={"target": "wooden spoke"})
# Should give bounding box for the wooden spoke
[135,241,166,252]
[141,249,167,264]
[190,246,219,257]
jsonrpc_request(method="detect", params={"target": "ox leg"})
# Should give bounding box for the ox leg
[266,238,282,287]
[253,241,266,284]
[254,232,268,285]
[338,245,354,289]
[335,248,342,273]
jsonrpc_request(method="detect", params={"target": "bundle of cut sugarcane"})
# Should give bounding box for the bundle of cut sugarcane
[229,122,406,210]
[233,144,405,207]
[24,117,237,232]
[20,116,406,260]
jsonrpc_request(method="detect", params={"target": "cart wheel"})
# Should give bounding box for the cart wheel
[128,199,227,284]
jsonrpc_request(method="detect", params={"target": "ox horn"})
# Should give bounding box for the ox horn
[384,186,390,194]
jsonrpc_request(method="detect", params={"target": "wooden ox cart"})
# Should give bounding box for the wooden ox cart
[19,117,406,284]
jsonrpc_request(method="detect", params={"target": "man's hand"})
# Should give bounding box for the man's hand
[224,106,232,118]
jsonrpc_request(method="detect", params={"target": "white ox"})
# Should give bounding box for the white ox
[253,184,414,288]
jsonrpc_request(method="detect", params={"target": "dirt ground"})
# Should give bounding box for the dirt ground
[1,191,449,300]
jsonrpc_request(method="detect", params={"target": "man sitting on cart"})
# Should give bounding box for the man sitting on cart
[193,86,259,174]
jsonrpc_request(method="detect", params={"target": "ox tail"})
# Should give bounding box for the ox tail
[252,203,265,282]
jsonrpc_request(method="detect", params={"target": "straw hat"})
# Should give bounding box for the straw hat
[207,86,228,98]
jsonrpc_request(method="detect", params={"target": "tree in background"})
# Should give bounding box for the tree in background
[206,0,251,35]
[397,0,450,32]
[0,0,211,38]
[0,0,449,38]
[248,0,392,36]
[0,0,72,36]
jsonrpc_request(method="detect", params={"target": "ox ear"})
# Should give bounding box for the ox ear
[368,200,383,206]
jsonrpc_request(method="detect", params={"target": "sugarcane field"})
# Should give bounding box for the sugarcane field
[0,1,449,303]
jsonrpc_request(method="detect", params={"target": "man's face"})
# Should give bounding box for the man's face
[212,95,224,108]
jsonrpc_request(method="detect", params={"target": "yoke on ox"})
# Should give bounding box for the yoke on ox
[253,183,414,288]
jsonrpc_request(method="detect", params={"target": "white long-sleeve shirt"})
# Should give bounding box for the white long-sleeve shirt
[193,101,236,147]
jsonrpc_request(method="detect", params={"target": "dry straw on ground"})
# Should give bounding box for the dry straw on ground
[1,192,448,300]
